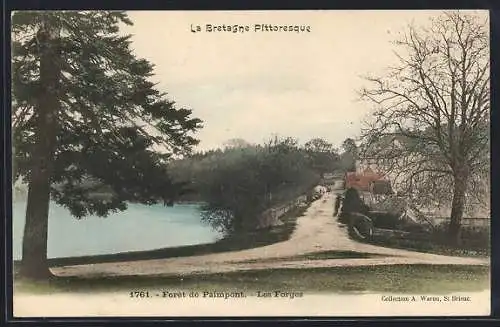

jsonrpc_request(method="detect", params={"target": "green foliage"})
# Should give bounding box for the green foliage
[12,11,203,218]
[339,151,356,172]
[303,138,340,175]
[339,138,358,172]
[342,138,358,156]
[169,137,322,235]
[15,265,490,295]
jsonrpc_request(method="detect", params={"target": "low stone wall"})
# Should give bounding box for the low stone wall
[257,194,309,229]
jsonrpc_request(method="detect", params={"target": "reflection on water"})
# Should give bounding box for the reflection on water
[12,201,221,259]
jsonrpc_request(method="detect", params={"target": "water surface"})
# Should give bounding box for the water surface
[13,200,221,259]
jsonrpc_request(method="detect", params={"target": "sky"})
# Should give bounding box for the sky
[120,10,487,152]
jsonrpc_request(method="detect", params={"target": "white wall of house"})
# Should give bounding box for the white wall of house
[355,160,490,220]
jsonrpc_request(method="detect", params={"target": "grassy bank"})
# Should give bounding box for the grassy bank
[234,250,384,264]
[14,264,490,295]
[14,204,308,269]
[368,235,490,258]
[366,224,490,258]
[339,214,490,258]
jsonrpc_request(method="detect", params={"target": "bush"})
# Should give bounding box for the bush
[368,211,400,229]
[170,137,322,235]
[348,213,374,241]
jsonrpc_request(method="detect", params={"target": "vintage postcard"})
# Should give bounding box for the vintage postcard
[11,10,490,317]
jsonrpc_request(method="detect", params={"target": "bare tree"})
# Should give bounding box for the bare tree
[359,11,490,244]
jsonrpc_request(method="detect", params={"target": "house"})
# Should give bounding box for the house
[345,167,388,193]
[354,160,490,222]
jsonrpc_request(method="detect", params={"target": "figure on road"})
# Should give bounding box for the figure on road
[333,194,342,216]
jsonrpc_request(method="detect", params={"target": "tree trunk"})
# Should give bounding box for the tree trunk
[448,171,468,246]
[19,17,60,280]
[20,180,53,279]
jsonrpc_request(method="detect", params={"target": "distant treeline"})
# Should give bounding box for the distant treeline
[13,135,355,236]
[168,136,352,235]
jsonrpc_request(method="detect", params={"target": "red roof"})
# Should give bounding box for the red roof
[345,169,385,192]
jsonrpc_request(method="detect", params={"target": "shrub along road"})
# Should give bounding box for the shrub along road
[50,189,488,278]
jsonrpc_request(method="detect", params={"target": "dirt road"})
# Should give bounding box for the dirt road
[51,190,488,277]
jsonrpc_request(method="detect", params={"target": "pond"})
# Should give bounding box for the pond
[12,200,221,260]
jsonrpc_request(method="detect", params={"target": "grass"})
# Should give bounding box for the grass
[338,213,490,258]
[234,250,383,264]
[13,204,308,269]
[368,233,491,258]
[14,264,490,295]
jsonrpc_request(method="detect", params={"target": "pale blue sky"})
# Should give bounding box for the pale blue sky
[121,10,487,151]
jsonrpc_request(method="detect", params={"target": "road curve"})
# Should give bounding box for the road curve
[51,190,489,277]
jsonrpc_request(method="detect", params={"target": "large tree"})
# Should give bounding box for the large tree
[303,138,339,175]
[175,136,319,235]
[339,138,358,172]
[359,11,489,244]
[12,11,202,279]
